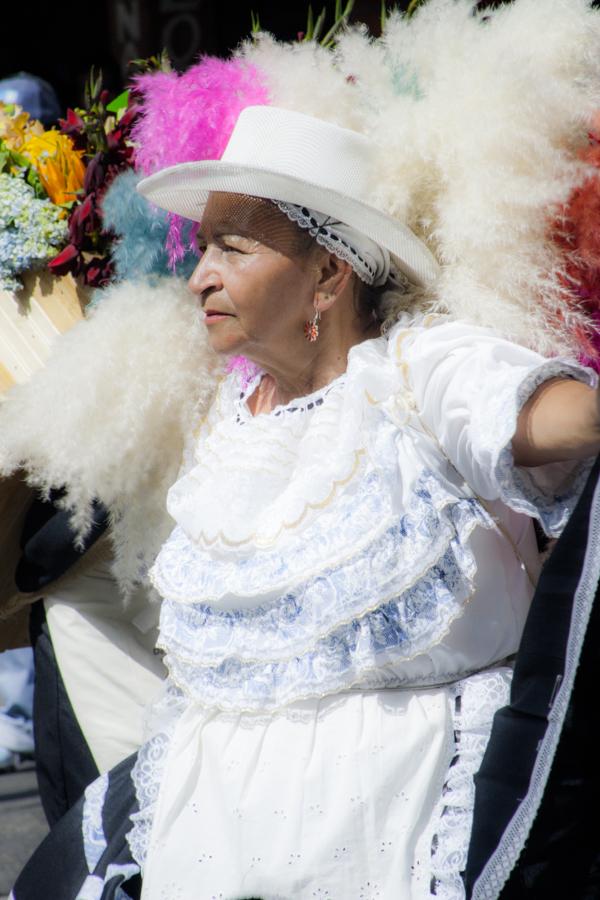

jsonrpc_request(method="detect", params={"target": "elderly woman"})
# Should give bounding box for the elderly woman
[12,106,600,900]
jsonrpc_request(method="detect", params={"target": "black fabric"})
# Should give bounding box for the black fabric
[498,496,600,897]
[15,494,109,592]
[465,455,600,897]
[12,753,141,900]
[29,599,100,826]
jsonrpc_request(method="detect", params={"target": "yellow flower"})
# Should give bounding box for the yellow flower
[0,101,43,150]
[19,130,85,205]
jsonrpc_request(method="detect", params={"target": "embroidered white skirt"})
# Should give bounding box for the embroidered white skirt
[138,669,511,900]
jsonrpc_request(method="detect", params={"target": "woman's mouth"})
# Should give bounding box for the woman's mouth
[204,309,235,323]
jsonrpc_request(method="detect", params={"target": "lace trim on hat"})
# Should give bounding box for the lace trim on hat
[275,200,376,284]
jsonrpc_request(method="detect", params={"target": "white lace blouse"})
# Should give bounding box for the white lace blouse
[126,315,594,900]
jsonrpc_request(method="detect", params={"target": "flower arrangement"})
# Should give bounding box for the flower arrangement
[47,68,142,287]
[0,100,82,291]
[0,172,67,292]
[0,57,171,295]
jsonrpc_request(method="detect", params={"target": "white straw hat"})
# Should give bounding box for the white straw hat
[137,105,440,286]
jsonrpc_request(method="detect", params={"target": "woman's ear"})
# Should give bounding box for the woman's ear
[314,252,354,312]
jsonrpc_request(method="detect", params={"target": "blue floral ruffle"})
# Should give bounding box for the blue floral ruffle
[158,472,494,711]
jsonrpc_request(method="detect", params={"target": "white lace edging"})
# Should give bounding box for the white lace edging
[488,359,597,537]
[162,546,479,713]
[166,368,366,551]
[154,467,497,711]
[155,470,492,666]
[427,668,513,899]
[152,468,397,605]
[82,774,109,873]
[126,688,185,872]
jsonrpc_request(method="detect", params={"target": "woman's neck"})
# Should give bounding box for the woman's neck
[246,316,380,416]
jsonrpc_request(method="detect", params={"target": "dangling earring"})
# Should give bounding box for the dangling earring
[304,307,321,342]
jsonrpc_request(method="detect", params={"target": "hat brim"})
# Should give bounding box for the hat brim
[137,161,440,287]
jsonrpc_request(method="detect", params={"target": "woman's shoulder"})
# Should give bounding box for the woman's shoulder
[386,312,532,353]
[382,312,570,389]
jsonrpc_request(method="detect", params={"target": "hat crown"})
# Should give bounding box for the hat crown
[137,105,441,285]
[222,106,376,203]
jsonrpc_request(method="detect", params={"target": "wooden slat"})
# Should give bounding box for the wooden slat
[0,271,90,396]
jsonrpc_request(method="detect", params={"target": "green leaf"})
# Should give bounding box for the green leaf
[250,10,261,32]
[306,5,314,40]
[106,90,129,113]
[405,0,425,17]
[320,0,355,46]
[312,6,327,42]
[159,48,172,72]
[24,165,46,199]
[91,67,103,102]
[0,141,47,198]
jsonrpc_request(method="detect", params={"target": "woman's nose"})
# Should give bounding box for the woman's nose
[188,246,223,299]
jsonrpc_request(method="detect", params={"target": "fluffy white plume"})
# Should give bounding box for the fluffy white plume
[240,33,364,131]
[361,0,600,354]
[0,278,219,592]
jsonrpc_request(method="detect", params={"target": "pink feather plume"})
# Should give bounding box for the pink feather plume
[132,57,270,175]
[132,56,268,384]
[131,57,270,265]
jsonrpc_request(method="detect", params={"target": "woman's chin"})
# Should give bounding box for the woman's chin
[204,322,244,355]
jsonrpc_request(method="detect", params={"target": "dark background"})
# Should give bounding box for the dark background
[1,0,514,114]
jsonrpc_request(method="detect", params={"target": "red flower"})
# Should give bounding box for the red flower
[84,256,114,287]
[83,153,106,194]
[68,193,99,244]
[48,243,82,276]
[58,109,87,151]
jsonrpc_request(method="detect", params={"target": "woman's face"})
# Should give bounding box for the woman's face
[189,193,319,362]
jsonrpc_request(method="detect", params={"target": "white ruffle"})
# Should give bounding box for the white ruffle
[427,669,513,899]
[489,361,596,537]
[157,476,489,673]
[150,316,591,713]
[126,686,186,870]
[165,333,401,553]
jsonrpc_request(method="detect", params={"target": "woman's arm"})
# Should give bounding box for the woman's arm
[512,378,600,467]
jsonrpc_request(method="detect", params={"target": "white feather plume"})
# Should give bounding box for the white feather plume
[362,0,600,354]
[0,278,219,593]
[240,32,365,131]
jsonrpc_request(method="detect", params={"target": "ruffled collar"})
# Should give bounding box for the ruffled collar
[166,329,403,555]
